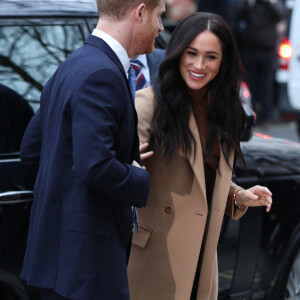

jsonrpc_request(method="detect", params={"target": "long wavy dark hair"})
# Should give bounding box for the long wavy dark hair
[151,12,245,167]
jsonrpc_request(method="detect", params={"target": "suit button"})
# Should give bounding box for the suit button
[165,206,172,213]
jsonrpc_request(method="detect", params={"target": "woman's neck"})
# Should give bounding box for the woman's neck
[189,86,210,105]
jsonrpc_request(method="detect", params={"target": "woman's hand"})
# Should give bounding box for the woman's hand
[236,185,273,212]
[139,142,154,162]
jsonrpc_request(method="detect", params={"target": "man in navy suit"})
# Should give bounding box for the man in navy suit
[20,0,165,299]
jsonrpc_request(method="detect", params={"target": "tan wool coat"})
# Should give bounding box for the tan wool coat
[128,87,247,300]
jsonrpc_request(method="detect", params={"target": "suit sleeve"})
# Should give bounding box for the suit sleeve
[71,68,149,207]
[20,108,42,162]
[20,109,42,187]
[225,181,248,220]
[135,87,156,143]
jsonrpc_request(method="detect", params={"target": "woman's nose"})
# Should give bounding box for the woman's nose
[194,57,206,69]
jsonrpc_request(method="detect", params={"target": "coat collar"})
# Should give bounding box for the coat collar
[186,114,207,207]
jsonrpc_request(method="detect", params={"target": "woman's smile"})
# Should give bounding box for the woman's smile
[189,71,206,80]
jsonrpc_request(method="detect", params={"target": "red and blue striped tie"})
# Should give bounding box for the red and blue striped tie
[130,59,148,91]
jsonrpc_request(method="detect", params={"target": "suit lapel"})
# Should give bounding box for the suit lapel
[84,35,140,162]
[84,35,135,106]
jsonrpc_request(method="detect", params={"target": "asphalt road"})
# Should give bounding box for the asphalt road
[255,120,299,142]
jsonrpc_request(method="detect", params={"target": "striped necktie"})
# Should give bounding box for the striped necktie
[127,65,139,233]
[128,64,136,101]
[130,59,148,91]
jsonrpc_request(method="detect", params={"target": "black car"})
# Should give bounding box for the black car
[0,1,299,300]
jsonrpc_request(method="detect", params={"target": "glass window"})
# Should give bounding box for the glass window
[0,24,84,111]
[0,24,85,154]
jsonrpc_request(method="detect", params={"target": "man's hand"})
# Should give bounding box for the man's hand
[139,142,154,162]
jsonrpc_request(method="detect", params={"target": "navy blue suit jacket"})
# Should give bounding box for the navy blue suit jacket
[20,35,150,300]
[147,48,165,83]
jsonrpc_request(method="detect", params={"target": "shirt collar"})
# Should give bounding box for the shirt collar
[92,28,130,73]
[133,54,147,69]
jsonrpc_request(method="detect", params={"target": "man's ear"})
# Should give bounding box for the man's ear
[134,3,146,23]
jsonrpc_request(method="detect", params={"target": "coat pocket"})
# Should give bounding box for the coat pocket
[132,224,152,248]
[65,210,111,239]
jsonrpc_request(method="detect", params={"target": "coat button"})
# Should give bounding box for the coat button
[165,206,172,213]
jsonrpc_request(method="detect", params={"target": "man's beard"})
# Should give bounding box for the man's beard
[134,30,156,56]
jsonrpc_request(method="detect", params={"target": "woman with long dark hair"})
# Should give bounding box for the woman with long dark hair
[128,12,272,300]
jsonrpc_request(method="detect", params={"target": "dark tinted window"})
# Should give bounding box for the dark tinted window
[0,23,86,154]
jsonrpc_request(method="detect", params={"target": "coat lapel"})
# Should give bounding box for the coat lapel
[186,113,207,209]
[185,112,235,212]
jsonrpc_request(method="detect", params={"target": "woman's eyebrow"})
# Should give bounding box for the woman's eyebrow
[186,47,220,56]
[186,46,197,51]
[207,51,220,56]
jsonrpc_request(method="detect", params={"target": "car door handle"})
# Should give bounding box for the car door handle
[0,190,33,205]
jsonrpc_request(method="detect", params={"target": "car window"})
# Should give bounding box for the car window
[0,24,84,111]
[0,23,86,154]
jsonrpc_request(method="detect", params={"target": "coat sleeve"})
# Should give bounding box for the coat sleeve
[135,87,156,143]
[71,68,149,207]
[225,181,248,220]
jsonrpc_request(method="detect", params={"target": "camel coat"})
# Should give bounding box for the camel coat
[128,87,247,300]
